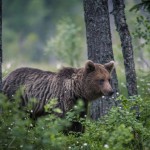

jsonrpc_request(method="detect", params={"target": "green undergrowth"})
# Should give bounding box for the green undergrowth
[0,74,150,150]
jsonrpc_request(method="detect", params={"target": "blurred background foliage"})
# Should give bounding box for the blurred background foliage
[2,0,85,64]
[45,18,85,67]
[2,0,150,95]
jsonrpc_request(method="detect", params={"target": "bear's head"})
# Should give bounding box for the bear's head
[83,60,115,100]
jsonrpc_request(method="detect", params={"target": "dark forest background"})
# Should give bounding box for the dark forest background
[3,0,149,69]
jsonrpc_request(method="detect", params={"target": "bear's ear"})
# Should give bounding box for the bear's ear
[85,60,95,73]
[104,61,115,74]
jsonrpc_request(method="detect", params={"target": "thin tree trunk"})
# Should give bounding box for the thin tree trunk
[112,0,138,96]
[0,0,2,92]
[83,0,118,119]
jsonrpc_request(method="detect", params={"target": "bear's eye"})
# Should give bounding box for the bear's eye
[108,79,111,83]
[99,79,104,84]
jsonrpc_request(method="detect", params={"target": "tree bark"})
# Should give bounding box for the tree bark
[0,0,2,92]
[83,0,118,119]
[112,0,138,96]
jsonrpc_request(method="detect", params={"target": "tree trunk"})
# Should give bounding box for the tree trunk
[83,0,118,119]
[112,0,138,96]
[0,0,2,92]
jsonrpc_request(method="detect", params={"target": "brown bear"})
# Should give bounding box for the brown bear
[2,60,115,132]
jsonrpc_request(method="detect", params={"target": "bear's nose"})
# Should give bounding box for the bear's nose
[108,91,114,96]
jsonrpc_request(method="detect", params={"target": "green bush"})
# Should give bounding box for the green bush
[45,18,85,67]
[65,94,150,150]
[0,94,69,149]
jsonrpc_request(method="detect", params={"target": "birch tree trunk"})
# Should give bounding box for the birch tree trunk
[0,0,2,92]
[83,0,118,119]
[112,0,138,96]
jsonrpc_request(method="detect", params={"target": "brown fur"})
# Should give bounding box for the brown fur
[2,60,115,132]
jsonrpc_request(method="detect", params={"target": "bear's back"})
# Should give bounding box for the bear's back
[2,67,55,98]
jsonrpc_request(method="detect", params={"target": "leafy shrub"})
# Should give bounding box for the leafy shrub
[45,18,84,67]
[0,94,69,149]
[65,94,150,150]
